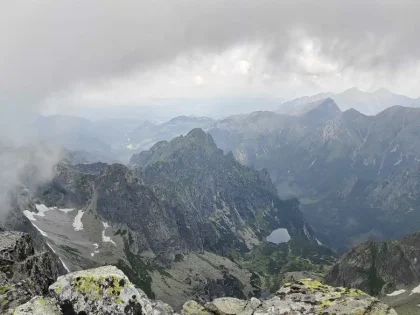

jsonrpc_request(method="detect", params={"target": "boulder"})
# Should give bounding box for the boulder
[49,265,164,315]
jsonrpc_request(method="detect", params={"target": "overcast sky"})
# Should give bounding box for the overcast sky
[2,0,420,115]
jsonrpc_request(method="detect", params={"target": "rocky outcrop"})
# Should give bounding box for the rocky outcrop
[10,267,397,315]
[191,279,397,315]
[0,229,64,313]
[48,266,167,315]
[325,232,420,296]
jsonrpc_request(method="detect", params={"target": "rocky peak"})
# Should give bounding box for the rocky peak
[186,128,218,149]
[298,98,341,126]
[130,129,220,168]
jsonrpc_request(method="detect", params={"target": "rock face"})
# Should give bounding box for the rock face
[325,232,420,296]
[130,128,316,256]
[0,229,64,313]
[9,266,396,315]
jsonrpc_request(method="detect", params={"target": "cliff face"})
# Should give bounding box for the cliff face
[129,128,316,257]
[325,232,420,295]
[0,229,65,313]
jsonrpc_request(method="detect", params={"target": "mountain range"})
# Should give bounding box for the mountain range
[8,129,332,310]
[208,99,420,251]
[4,90,420,313]
[277,88,420,116]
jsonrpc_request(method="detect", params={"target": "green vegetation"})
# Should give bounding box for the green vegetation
[0,285,10,295]
[366,243,385,296]
[233,236,335,293]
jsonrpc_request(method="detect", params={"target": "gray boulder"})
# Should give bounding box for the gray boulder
[49,265,166,315]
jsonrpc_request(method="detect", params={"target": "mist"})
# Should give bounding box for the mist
[0,105,63,220]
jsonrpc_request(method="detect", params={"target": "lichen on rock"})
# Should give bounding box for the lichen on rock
[13,296,61,315]
[49,266,150,315]
[8,266,397,315]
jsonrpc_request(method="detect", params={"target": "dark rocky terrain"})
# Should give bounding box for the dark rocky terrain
[325,232,420,314]
[0,229,65,313]
[0,230,396,314]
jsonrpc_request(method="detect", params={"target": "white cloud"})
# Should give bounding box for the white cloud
[194,75,204,86]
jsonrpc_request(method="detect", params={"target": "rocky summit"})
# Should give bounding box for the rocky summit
[0,230,396,314]
[11,266,396,315]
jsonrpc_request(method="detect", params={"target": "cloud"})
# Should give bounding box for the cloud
[2,0,420,108]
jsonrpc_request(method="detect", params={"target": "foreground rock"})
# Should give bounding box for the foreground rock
[9,266,396,314]
[0,229,64,313]
[191,279,396,315]
[49,266,156,315]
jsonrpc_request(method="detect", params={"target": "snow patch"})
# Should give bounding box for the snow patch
[91,250,100,257]
[101,222,116,246]
[394,157,403,166]
[316,238,323,246]
[32,224,48,237]
[35,204,50,216]
[60,258,70,272]
[23,210,37,221]
[309,159,316,168]
[72,210,84,231]
[47,243,57,254]
[390,144,399,153]
[303,224,311,240]
[411,284,420,295]
[91,243,100,257]
[58,208,75,213]
[386,289,406,296]
[23,204,53,221]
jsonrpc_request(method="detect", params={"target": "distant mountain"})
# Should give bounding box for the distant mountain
[278,88,420,116]
[127,116,215,153]
[33,115,120,163]
[277,92,334,115]
[31,115,215,163]
[209,101,420,251]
